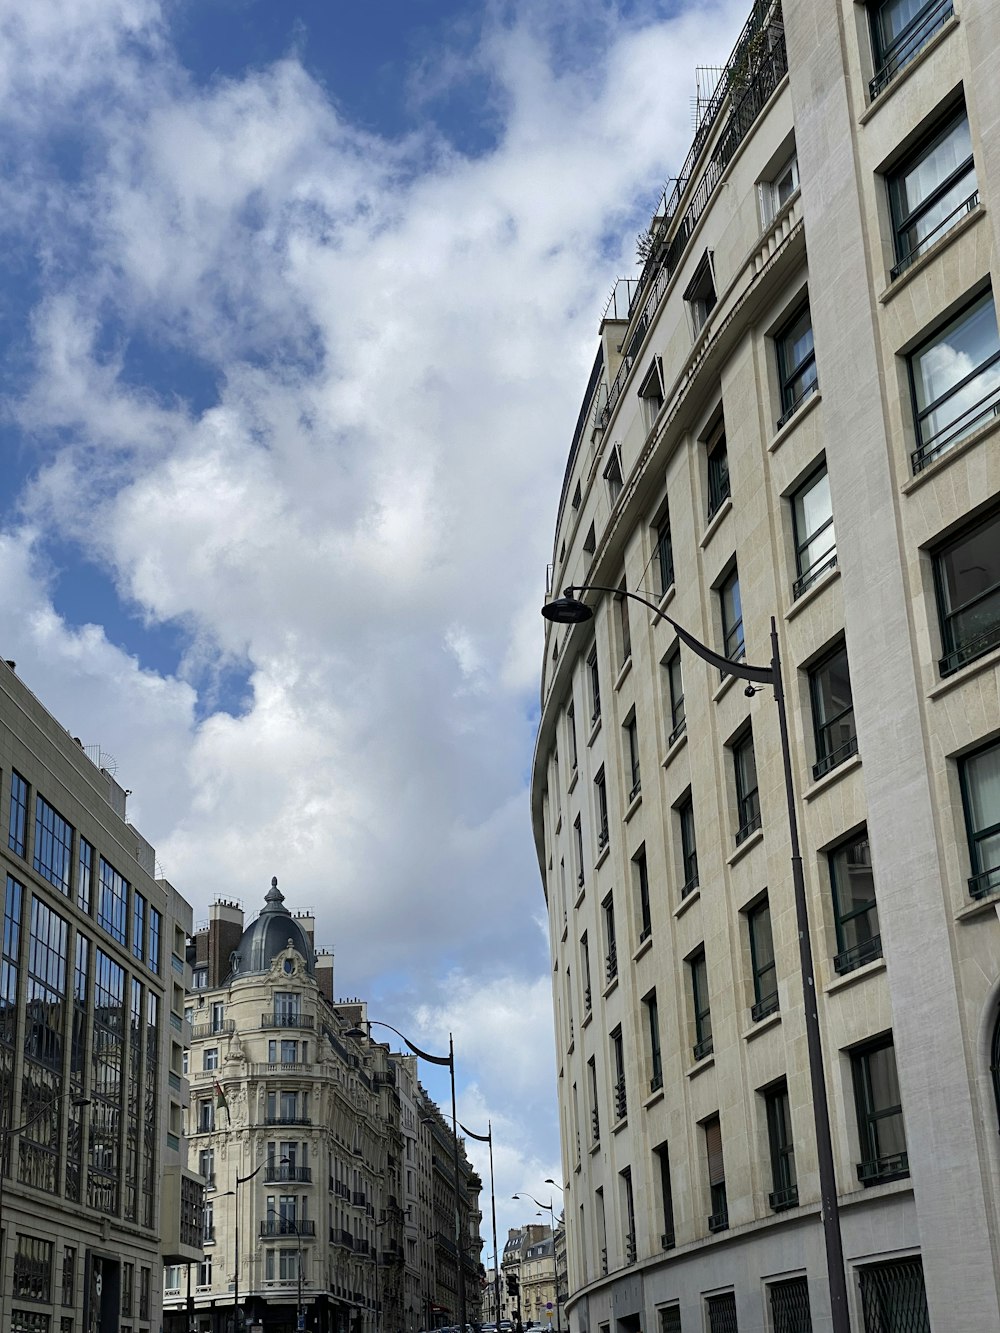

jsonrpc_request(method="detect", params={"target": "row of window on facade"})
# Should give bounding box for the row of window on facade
[10,1236,152,1321]
[2,871,160,1224]
[5,768,163,971]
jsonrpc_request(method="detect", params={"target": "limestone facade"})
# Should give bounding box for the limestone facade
[531,2,1000,1330]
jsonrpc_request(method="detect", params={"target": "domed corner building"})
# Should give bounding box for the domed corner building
[531,2,1000,1332]
[164,880,484,1333]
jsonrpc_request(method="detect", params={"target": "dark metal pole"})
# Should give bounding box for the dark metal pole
[449,1034,469,1333]
[234,1176,241,1333]
[769,618,850,1333]
[488,1125,501,1333]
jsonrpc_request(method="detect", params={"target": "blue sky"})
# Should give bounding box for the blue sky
[0,0,749,1235]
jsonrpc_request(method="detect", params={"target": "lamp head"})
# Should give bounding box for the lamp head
[540,591,593,625]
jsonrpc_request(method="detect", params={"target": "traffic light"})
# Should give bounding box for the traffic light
[507,1274,520,1298]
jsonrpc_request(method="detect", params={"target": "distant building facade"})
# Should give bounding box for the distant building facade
[164,885,483,1333]
[0,657,200,1333]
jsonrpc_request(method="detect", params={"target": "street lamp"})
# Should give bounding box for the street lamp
[459,1119,501,1333]
[541,1184,565,1328]
[0,1091,90,1332]
[235,1154,289,1330]
[512,1195,561,1333]
[262,1204,304,1331]
[541,584,849,1333]
[347,1019,468,1333]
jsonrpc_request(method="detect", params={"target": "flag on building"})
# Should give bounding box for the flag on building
[214,1079,230,1125]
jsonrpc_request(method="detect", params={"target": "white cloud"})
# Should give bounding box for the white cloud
[0,0,752,1208]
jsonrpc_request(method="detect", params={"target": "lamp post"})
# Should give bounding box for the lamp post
[235,1155,289,1331]
[0,1091,90,1333]
[347,1020,468,1333]
[263,1204,304,1331]
[459,1119,501,1333]
[541,584,850,1333]
[541,1182,565,1330]
[511,1195,560,1333]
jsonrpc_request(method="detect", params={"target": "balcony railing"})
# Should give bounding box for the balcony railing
[597,821,609,852]
[583,986,592,1013]
[768,1184,799,1211]
[624,1232,636,1266]
[265,1165,312,1184]
[911,356,1000,474]
[261,1013,314,1029]
[352,1191,367,1207]
[260,1219,316,1238]
[891,189,978,280]
[661,1228,675,1250]
[263,1114,312,1127]
[707,1206,729,1233]
[613,1077,627,1122]
[693,1035,714,1062]
[591,1109,600,1143]
[192,1020,234,1040]
[812,733,857,781]
[668,716,687,748]
[751,991,779,1022]
[869,0,954,99]
[857,1151,909,1186]
[940,619,1000,678]
[605,946,618,984]
[793,550,838,601]
[776,377,819,430]
[833,934,882,976]
[970,865,1000,901]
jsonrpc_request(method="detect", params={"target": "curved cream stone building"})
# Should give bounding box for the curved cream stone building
[531,2,1000,1330]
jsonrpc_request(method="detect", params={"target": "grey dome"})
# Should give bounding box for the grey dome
[230,877,314,977]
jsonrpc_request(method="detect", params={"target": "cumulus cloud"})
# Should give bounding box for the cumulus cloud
[0,0,750,1195]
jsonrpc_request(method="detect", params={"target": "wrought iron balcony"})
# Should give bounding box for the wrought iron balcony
[793,550,838,601]
[260,1219,316,1238]
[940,619,1000,678]
[265,1165,312,1184]
[624,1232,636,1266]
[263,1114,312,1127]
[751,991,779,1022]
[613,1077,627,1122]
[261,1013,314,1029]
[590,1109,600,1143]
[605,946,618,984]
[707,1206,729,1233]
[857,1151,909,1186]
[833,934,882,977]
[970,865,1000,901]
[668,715,687,748]
[692,1035,714,1062]
[869,0,954,99]
[812,732,857,781]
[661,1230,675,1251]
[768,1184,799,1211]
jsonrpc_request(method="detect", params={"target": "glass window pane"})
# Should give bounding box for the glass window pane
[913,295,1000,448]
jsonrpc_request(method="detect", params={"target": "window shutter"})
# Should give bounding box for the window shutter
[705,1117,725,1185]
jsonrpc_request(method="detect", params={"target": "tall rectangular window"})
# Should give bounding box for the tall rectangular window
[869,0,956,99]
[933,506,1000,675]
[655,513,674,595]
[764,1082,798,1210]
[909,290,1000,472]
[748,898,778,1020]
[703,1117,727,1232]
[602,893,617,985]
[588,1058,600,1144]
[720,566,744,663]
[616,581,632,666]
[733,730,761,844]
[77,838,93,915]
[690,948,712,1060]
[8,771,28,858]
[97,857,128,945]
[960,738,1000,900]
[761,149,799,224]
[810,643,857,779]
[624,716,641,802]
[588,647,601,724]
[776,303,818,425]
[580,932,592,1014]
[644,990,662,1092]
[620,1166,636,1264]
[132,893,146,963]
[665,650,685,746]
[604,449,623,504]
[573,816,585,890]
[611,1026,626,1121]
[594,767,609,852]
[706,418,730,520]
[792,463,836,599]
[678,795,698,896]
[34,796,74,896]
[654,1143,675,1249]
[149,907,161,974]
[888,108,976,278]
[851,1035,909,1185]
[830,831,881,974]
[633,847,652,943]
[567,703,578,773]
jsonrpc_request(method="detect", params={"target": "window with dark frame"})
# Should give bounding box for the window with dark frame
[644,989,662,1092]
[625,715,641,802]
[851,1034,909,1185]
[567,702,578,773]
[809,642,857,779]
[604,448,624,503]
[602,892,618,984]
[33,796,73,896]
[703,1116,728,1232]
[764,1081,798,1210]
[588,1057,600,1143]
[679,795,699,896]
[581,932,592,1013]
[574,816,585,890]
[776,303,818,426]
[654,1143,675,1250]
[762,149,799,224]
[588,647,601,724]
[616,580,632,666]
[633,846,652,943]
[888,106,976,280]
[909,290,1000,472]
[720,565,745,664]
[733,729,761,844]
[933,506,1000,675]
[690,948,712,1060]
[792,463,837,599]
[748,897,778,1020]
[639,362,664,435]
[858,1257,930,1332]
[959,738,1000,901]
[684,250,717,334]
[655,512,675,596]
[706,418,730,520]
[8,770,28,858]
[620,1166,637,1264]
[768,1275,813,1333]
[595,767,609,852]
[611,1026,627,1121]
[829,831,881,975]
[868,0,956,100]
[666,650,685,746]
